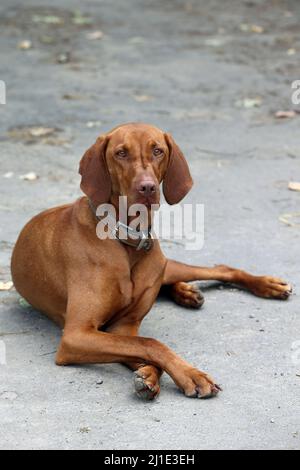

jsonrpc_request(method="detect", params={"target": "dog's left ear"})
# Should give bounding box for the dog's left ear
[79,135,111,207]
[163,133,193,205]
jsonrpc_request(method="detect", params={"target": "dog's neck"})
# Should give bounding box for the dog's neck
[88,199,154,253]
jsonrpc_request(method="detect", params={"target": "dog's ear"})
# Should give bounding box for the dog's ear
[163,133,193,205]
[79,135,111,207]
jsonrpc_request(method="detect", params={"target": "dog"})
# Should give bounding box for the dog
[11,122,292,400]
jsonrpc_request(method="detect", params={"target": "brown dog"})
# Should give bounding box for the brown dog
[11,123,292,400]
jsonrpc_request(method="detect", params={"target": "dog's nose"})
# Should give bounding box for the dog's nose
[137,181,157,197]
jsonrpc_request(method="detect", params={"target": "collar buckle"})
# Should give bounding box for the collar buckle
[88,199,154,253]
[114,221,154,252]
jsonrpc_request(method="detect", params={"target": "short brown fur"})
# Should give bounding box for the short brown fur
[11,123,292,400]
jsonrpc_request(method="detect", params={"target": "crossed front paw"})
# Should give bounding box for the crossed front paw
[250,276,293,300]
[178,367,222,399]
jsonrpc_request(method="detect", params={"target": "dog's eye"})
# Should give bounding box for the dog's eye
[153,148,163,157]
[116,149,127,158]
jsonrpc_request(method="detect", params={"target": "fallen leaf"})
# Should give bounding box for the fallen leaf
[275,110,297,119]
[288,182,300,192]
[62,94,83,100]
[251,25,264,34]
[19,298,32,310]
[18,40,32,50]
[86,121,102,128]
[287,48,296,56]
[279,212,300,227]
[0,281,13,291]
[239,24,264,33]
[56,52,71,64]
[204,38,226,47]
[72,11,93,25]
[86,31,104,40]
[8,126,60,144]
[40,35,55,45]
[239,24,249,32]
[20,172,39,181]
[32,15,63,25]
[29,127,56,137]
[235,97,262,109]
[133,94,153,103]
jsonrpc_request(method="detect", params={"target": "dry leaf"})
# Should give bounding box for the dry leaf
[18,40,32,50]
[204,38,226,47]
[0,281,13,291]
[287,48,296,56]
[86,31,104,40]
[275,110,297,119]
[72,11,93,25]
[40,35,55,45]
[57,52,70,64]
[236,97,262,109]
[20,172,39,181]
[29,127,56,137]
[32,15,63,25]
[19,298,32,309]
[239,24,264,34]
[288,182,300,192]
[8,126,60,144]
[279,212,300,227]
[251,25,264,34]
[133,95,153,103]
[86,121,102,128]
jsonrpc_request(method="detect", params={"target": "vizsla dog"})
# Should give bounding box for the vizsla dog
[11,123,292,400]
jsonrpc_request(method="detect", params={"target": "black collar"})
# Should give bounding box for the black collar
[88,199,154,252]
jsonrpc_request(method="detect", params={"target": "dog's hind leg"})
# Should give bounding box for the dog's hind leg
[161,283,205,309]
[163,260,292,300]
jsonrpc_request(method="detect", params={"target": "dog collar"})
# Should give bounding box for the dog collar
[88,199,154,253]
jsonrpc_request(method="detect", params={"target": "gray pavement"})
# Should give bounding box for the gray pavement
[0,0,299,450]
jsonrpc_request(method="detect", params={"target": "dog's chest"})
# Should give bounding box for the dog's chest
[109,260,165,323]
[121,275,162,317]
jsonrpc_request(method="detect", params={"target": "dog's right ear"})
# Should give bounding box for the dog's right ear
[79,135,111,207]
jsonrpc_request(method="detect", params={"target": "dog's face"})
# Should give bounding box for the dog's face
[106,124,169,208]
[79,123,193,209]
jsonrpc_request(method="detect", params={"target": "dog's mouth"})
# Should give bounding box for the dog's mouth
[134,197,160,210]
[137,196,158,206]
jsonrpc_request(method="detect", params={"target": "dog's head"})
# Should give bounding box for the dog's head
[79,123,193,208]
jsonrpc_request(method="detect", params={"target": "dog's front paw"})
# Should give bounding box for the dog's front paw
[134,366,161,400]
[250,276,293,300]
[179,368,222,399]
